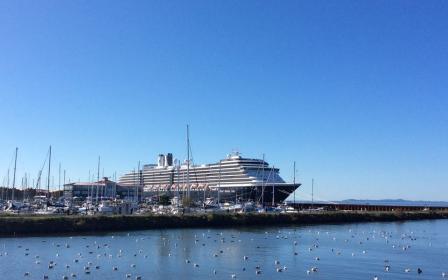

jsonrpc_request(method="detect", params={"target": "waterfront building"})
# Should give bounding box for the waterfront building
[63,177,142,201]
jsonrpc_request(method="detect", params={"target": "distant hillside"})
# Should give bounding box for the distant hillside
[340,199,448,207]
[288,199,448,207]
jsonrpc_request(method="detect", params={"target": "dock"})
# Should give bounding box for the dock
[289,202,448,212]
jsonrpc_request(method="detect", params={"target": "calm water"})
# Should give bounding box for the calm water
[1,219,447,279]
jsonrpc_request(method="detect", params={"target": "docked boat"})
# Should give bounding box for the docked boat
[97,200,115,215]
[119,152,301,205]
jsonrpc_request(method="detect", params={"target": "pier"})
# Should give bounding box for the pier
[1,211,448,237]
[288,202,448,212]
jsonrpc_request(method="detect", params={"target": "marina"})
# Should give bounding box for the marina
[1,138,303,216]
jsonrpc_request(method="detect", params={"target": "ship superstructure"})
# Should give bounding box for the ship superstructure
[119,152,300,204]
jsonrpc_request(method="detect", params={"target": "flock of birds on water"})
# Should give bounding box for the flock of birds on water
[0,223,447,280]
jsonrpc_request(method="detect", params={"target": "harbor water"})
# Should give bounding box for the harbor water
[0,219,447,279]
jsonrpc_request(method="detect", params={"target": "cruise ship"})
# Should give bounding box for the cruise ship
[118,152,300,205]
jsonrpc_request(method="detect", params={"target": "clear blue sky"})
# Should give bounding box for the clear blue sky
[0,1,447,201]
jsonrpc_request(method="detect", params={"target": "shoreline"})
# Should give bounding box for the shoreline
[1,211,447,237]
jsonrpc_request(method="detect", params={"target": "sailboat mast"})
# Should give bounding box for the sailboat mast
[12,147,18,201]
[176,163,180,207]
[293,161,296,205]
[203,172,206,208]
[96,156,100,203]
[47,145,51,198]
[24,173,28,200]
[311,178,314,209]
[218,160,221,204]
[6,169,9,200]
[133,168,136,202]
[271,166,275,206]
[186,125,190,200]
[137,160,141,202]
[21,177,24,199]
[88,169,91,198]
[63,169,66,197]
[261,153,265,206]
[58,163,61,193]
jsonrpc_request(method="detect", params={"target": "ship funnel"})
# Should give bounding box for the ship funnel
[166,153,173,166]
[158,154,165,167]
